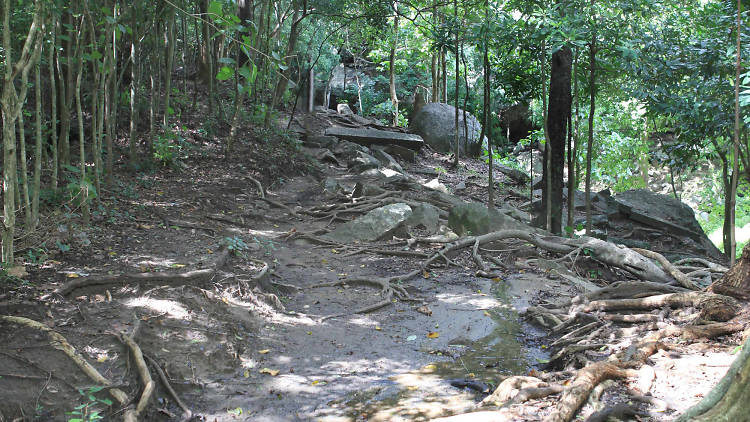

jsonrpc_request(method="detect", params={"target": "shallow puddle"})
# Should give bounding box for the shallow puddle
[330,281,550,421]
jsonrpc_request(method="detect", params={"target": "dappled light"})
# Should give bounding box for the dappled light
[2,0,750,421]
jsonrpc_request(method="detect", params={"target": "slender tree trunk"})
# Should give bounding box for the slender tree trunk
[729,0,742,264]
[2,0,44,262]
[483,7,493,209]
[566,48,578,234]
[389,1,400,126]
[32,42,43,228]
[441,47,447,103]
[19,112,33,228]
[452,0,459,166]
[545,45,572,235]
[49,23,58,191]
[75,50,90,225]
[129,2,139,166]
[308,67,314,112]
[585,32,596,235]
[163,6,175,127]
[540,40,551,230]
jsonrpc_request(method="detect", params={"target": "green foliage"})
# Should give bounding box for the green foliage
[67,387,112,422]
[223,236,249,257]
[152,129,190,167]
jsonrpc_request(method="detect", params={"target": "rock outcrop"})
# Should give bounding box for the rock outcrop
[409,103,485,157]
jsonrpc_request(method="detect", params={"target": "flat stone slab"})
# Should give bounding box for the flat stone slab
[325,126,424,151]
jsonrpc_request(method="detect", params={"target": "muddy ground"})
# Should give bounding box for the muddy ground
[0,120,745,422]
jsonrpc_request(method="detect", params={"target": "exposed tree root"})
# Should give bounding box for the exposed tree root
[144,355,192,421]
[632,247,700,290]
[115,326,154,418]
[0,315,136,421]
[55,247,230,296]
[313,274,417,321]
[247,175,265,199]
[543,362,637,422]
[579,291,738,314]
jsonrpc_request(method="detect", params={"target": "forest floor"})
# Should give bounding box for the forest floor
[0,114,747,422]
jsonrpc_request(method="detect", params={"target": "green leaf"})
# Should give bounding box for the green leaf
[216,66,234,81]
[208,1,223,19]
[271,50,281,61]
[218,57,236,65]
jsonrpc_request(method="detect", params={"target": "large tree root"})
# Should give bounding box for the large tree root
[0,315,136,421]
[55,247,230,296]
[543,362,637,422]
[144,355,192,421]
[115,324,154,419]
[579,291,738,314]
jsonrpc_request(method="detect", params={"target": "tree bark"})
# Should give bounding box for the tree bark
[389,1,400,126]
[585,27,596,235]
[729,0,742,265]
[545,46,572,235]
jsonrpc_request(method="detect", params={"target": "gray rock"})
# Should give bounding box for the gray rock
[348,151,381,173]
[333,140,370,162]
[372,147,404,173]
[337,103,354,115]
[322,177,345,195]
[448,202,529,236]
[455,181,466,191]
[405,202,440,234]
[409,102,485,157]
[611,189,723,260]
[352,182,385,198]
[323,203,413,243]
[359,168,409,185]
[304,134,338,149]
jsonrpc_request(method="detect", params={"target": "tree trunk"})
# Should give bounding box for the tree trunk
[585,29,596,235]
[678,243,750,420]
[389,1,400,126]
[541,40,551,231]
[32,45,43,228]
[1,0,44,263]
[483,23,493,209]
[545,46,572,235]
[452,0,459,166]
[49,22,59,191]
[566,48,578,234]
[163,5,176,127]
[729,0,742,265]
[129,1,139,166]
[19,112,33,228]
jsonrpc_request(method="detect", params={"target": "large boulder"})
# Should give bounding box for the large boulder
[409,102,485,157]
[448,202,529,236]
[323,203,412,243]
[609,189,723,260]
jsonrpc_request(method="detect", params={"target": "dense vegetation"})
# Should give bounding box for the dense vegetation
[1,0,748,263]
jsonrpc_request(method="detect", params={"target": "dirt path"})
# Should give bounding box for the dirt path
[0,131,744,422]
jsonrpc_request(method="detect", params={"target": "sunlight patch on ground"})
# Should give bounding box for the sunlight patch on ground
[247,228,286,238]
[121,297,190,319]
[435,292,499,309]
[136,257,181,268]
